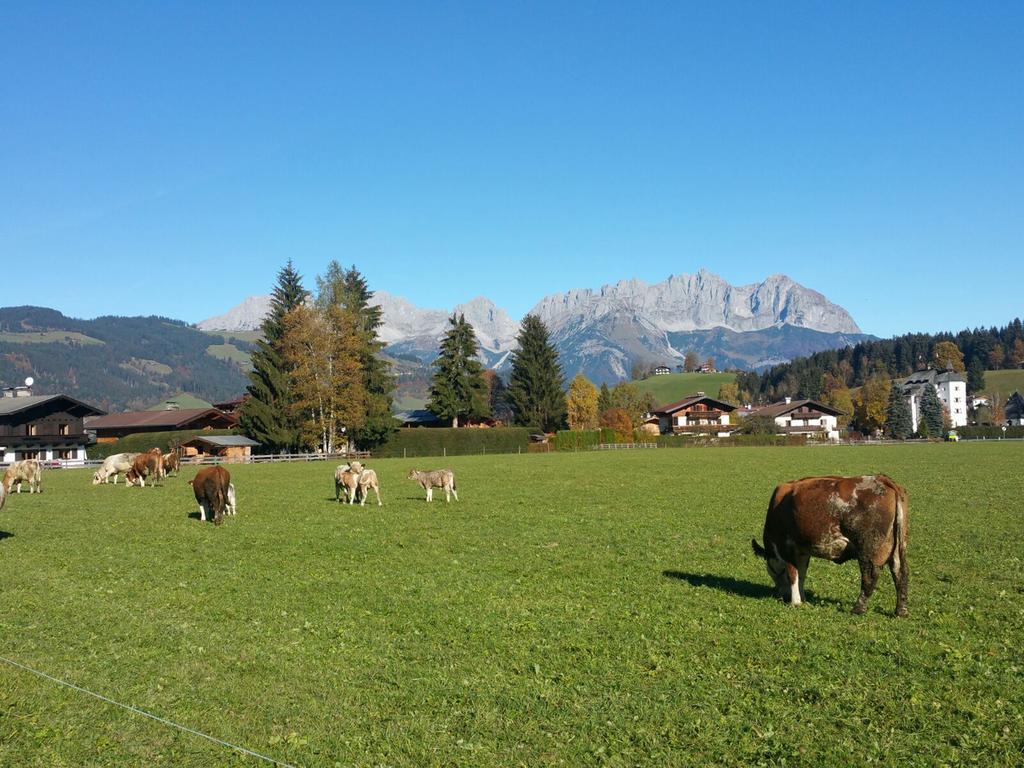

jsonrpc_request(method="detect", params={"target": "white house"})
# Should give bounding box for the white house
[651,394,736,436]
[653,365,672,376]
[752,398,844,441]
[899,369,968,431]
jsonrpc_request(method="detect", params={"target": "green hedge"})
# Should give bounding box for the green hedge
[87,429,238,460]
[373,428,531,459]
[553,429,618,451]
[956,425,1024,440]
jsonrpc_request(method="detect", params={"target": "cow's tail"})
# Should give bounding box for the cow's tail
[881,475,909,616]
[212,482,226,526]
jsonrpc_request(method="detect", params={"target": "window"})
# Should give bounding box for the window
[58,449,74,460]
[25,424,37,436]
[59,423,70,436]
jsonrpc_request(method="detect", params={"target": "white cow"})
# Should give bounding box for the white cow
[3,459,42,494]
[92,453,139,485]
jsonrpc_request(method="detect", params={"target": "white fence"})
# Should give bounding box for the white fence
[6,451,371,471]
[594,442,658,450]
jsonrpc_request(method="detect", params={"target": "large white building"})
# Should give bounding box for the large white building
[899,369,968,431]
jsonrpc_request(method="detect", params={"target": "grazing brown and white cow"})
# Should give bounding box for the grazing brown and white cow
[161,452,180,477]
[751,475,908,616]
[0,482,6,511]
[2,459,42,494]
[124,448,163,488]
[93,452,139,485]
[189,466,231,524]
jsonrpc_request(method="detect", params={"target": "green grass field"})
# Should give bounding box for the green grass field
[0,331,104,346]
[984,368,1024,399]
[206,343,252,366]
[634,372,736,407]
[0,444,1021,766]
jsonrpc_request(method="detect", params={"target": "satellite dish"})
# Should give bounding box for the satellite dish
[24,377,34,387]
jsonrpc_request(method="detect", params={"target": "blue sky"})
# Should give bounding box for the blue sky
[1,2,1021,337]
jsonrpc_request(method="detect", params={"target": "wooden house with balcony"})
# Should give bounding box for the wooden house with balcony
[750,398,844,440]
[651,393,737,436]
[0,390,105,464]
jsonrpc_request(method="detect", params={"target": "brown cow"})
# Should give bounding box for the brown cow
[161,452,180,477]
[189,466,231,525]
[124,448,163,487]
[751,475,908,617]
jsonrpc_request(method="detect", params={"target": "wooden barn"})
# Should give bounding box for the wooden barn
[180,435,260,461]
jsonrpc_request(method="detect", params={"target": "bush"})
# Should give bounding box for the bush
[553,429,618,451]
[372,428,531,459]
[87,429,238,460]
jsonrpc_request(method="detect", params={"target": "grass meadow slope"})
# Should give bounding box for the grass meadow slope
[0,444,1021,766]
[633,372,736,406]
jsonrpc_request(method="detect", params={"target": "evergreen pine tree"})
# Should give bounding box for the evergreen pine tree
[885,382,913,439]
[237,260,308,451]
[597,383,612,414]
[919,383,944,437]
[427,314,490,427]
[316,261,396,448]
[506,315,566,431]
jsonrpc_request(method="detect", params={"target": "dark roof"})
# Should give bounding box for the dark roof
[182,435,260,448]
[652,395,737,415]
[752,399,845,418]
[87,408,234,430]
[395,409,445,425]
[0,394,106,419]
[900,368,966,389]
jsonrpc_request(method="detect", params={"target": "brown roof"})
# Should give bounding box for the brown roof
[652,395,737,415]
[87,408,234,431]
[751,399,845,418]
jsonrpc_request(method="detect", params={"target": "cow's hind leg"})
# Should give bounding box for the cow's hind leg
[853,558,880,614]
[889,553,909,618]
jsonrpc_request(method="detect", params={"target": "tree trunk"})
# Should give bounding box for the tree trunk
[452,415,459,428]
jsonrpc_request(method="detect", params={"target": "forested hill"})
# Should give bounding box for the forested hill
[736,318,1024,402]
[0,306,251,411]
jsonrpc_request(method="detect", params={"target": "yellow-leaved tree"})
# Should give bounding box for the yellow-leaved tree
[280,304,366,454]
[565,373,599,430]
[853,373,891,434]
[932,341,965,372]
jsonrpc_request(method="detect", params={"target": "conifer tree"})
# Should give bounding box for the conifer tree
[885,383,913,439]
[428,314,490,427]
[507,314,566,431]
[597,382,612,414]
[237,260,308,451]
[315,261,396,448]
[566,373,599,430]
[919,383,944,437]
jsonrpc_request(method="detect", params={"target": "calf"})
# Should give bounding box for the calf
[189,466,231,524]
[349,462,383,507]
[2,459,42,494]
[92,453,138,485]
[225,482,237,516]
[161,452,180,477]
[407,469,458,503]
[124,448,163,488]
[751,475,908,616]
[334,464,360,504]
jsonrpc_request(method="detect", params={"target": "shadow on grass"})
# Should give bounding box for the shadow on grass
[663,570,774,599]
[0,531,13,542]
[663,570,848,609]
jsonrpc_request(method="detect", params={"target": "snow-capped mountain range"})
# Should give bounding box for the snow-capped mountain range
[197,270,871,382]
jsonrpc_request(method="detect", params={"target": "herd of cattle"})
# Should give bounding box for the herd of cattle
[1,453,909,615]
